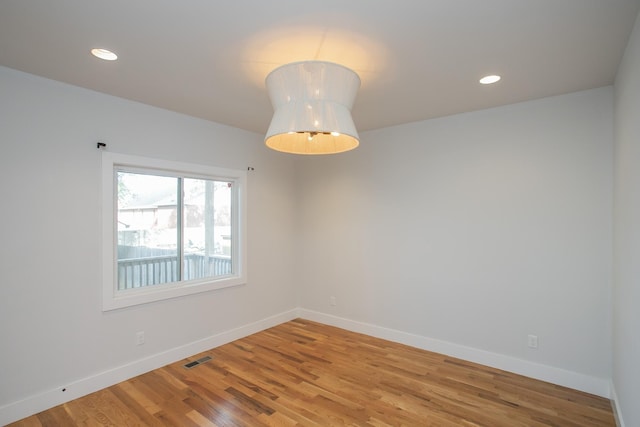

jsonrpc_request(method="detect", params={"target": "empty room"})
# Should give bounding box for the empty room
[1,1,639,426]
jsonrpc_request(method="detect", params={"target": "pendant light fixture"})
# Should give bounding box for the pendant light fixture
[265,61,361,155]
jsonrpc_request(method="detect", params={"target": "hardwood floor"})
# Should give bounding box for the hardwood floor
[10,319,615,426]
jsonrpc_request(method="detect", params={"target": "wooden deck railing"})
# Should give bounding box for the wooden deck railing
[117,253,232,290]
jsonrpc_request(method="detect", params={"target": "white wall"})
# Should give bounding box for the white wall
[0,66,298,423]
[613,10,640,427]
[296,87,613,392]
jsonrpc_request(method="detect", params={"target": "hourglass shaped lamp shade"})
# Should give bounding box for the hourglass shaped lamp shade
[265,61,361,155]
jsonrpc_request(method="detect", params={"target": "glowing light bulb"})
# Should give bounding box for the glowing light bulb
[91,48,118,61]
[479,75,501,85]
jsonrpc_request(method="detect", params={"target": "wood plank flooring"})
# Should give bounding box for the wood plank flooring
[9,319,616,426]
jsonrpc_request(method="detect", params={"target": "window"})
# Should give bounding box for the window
[102,153,246,310]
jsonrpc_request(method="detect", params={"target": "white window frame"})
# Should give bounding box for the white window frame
[101,152,246,311]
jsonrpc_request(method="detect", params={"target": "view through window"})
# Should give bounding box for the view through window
[116,171,233,290]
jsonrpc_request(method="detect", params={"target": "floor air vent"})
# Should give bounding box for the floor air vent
[184,355,213,369]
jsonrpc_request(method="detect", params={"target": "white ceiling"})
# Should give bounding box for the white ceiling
[1,0,638,134]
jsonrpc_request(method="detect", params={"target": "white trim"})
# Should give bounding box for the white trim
[298,309,611,398]
[610,381,625,427]
[101,152,248,311]
[0,309,299,426]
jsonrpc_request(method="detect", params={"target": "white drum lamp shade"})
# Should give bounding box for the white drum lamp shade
[265,61,361,155]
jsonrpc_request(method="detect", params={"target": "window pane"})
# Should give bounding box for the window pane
[116,172,179,289]
[183,178,232,280]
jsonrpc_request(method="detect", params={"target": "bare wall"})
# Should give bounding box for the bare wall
[613,9,640,427]
[296,87,613,385]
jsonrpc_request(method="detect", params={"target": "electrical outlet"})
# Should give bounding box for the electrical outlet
[136,331,145,346]
[527,334,538,349]
[329,296,337,306]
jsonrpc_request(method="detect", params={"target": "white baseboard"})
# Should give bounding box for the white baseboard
[0,309,299,426]
[610,381,625,427]
[298,309,611,398]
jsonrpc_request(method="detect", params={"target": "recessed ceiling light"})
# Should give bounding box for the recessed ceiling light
[479,75,501,85]
[91,48,118,61]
